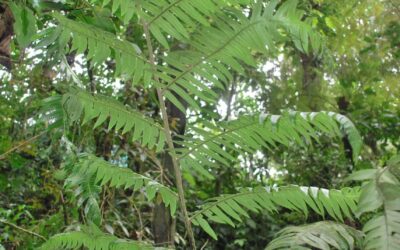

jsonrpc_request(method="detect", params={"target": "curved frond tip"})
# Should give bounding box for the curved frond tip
[191,185,360,239]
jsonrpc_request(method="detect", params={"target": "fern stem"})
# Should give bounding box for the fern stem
[142,22,196,249]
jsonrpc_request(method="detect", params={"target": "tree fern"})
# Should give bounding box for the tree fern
[40,223,153,250]
[68,154,178,216]
[179,111,361,178]
[265,221,363,250]
[347,155,400,250]
[62,88,166,151]
[190,185,360,239]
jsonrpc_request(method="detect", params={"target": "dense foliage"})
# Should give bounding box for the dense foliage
[0,0,399,249]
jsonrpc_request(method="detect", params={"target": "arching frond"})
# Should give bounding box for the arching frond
[71,154,178,216]
[40,223,153,250]
[348,156,400,250]
[265,221,363,250]
[190,186,359,239]
[62,89,165,151]
[47,13,152,84]
[179,112,361,178]
[157,0,322,111]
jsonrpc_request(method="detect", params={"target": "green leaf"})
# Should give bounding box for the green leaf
[9,3,37,47]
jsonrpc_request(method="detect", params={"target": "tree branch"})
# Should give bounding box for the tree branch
[0,131,46,160]
[0,219,47,241]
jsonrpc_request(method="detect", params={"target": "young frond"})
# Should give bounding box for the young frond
[46,13,152,84]
[265,221,363,250]
[348,155,400,250]
[65,172,102,225]
[40,223,153,250]
[62,89,165,151]
[72,154,178,216]
[190,185,359,239]
[158,0,323,111]
[179,111,361,178]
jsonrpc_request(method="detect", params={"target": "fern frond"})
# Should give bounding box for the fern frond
[157,0,322,111]
[265,221,363,250]
[349,156,400,250]
[40,223,153,250]
[50,13,152,84]
[179,111,361,178]
[190,185,360,239]
[71,154,178,216]
[62,89,166,151]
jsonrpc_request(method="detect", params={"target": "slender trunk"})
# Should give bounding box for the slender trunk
[143,23,196,249]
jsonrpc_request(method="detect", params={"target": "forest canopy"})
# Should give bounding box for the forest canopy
[0,0,399,249]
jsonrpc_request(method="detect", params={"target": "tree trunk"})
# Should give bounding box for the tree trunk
[300,53,321,111]
[0,4,14,70]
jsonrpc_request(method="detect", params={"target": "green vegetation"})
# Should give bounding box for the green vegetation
[0,0,399,249]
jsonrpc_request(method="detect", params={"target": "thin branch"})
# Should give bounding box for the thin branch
[200,239,209,250]
[130,199,144,241]
[142,21,196,250]
[0,131,47,160]
[0,219,47,241]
